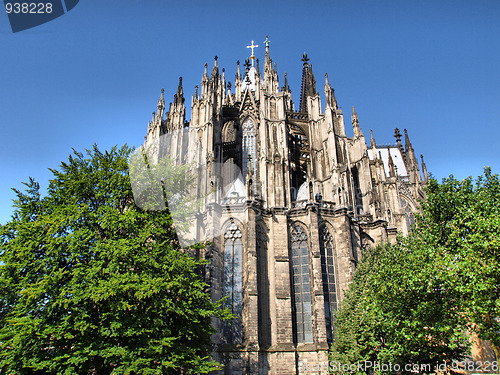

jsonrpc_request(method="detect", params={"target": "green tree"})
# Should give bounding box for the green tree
[0,145,229,374]
[420,168,500,360]
[331,168,500,373]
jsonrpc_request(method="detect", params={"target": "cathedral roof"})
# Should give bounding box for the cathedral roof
[367,146,408,178]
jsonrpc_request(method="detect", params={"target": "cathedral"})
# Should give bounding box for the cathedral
[142,37,427,374]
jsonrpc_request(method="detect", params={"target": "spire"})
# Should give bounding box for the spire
[256,58,260,77]
[370,129,377,149]
[299,53,316,113]
[352,106,360,137]
[394,128,402,146]
[194,85,198,99]
[404,128,413,151]
[157,88,165,120]
[324,73,338,110]
[201,63,209,97]
[235,60,242,101]
[282,72,290,92]
[236,60,241,80]
[387,148,396,177]
[421,154,428,182]
[173,77,184,107]
[211,56,219,79]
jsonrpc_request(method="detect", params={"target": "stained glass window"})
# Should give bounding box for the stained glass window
[223,221,243,344]
[256,224,271,348]
[400,197,415,232]
[319,225,337,343]
[290,224,313,343]
[242,118,256,181]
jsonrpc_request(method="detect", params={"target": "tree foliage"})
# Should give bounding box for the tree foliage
[0,145,229,374]
[331,168,500,373]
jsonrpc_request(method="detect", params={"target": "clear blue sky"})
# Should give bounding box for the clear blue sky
[1,0,499,224]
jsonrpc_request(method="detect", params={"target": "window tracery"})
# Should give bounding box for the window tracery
[319,225,337,343]
[290,223,313,343]
[223,221,243,344]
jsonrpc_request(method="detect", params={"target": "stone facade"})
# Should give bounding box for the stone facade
[143,38,427,374]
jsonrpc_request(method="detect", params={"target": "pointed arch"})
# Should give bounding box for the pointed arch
[223,220,243,344]
[289,222,313,344]
[319,224,337,343]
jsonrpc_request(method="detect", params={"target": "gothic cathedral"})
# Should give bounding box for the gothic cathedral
[143,38,427,374]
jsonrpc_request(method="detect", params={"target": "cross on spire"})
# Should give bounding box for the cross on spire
[246,40,259,67]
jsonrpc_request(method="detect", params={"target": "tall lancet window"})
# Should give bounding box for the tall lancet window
[319,225,337,343]
[256,224,271,348]
[223,221,243,344]
[400,197,415,232]
[290,223,313,344]
[242,118,256,181]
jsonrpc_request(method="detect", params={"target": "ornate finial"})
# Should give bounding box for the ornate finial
[215,55,218,62]
[160,88,164,99]
[194,85,198,98]
[227,82,231,90]
[246,40,259,67]
[394,128,402,143]
[302,52,309,65]
[264,35,270,50]
[244,58,251,70]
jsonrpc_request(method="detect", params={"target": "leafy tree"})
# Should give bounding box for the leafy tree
[331,168,500,373]
[0,145,229,375]
[420,168,500,360]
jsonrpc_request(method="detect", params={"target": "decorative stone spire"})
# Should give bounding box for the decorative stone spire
[212,56,219,78]
[387,147,396,177]
[282,72,290,92]
[421,154,428,182]
[201,63,209,97]
[235,60,242,101]
[157,88,165,120]
[173,77,184,107]
[394,128,402,145]
[370,129,377,150]
[352,106,360,137]
[404,128,413,151]
[299,53,316,113]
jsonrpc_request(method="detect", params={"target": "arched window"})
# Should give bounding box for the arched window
[319,225,337,343]
[290,224,313,344]
[222,121,237,143]
[242,118,256,181]
[256,224,271,348]
[223,222,243,344]
[400,197,415,232]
